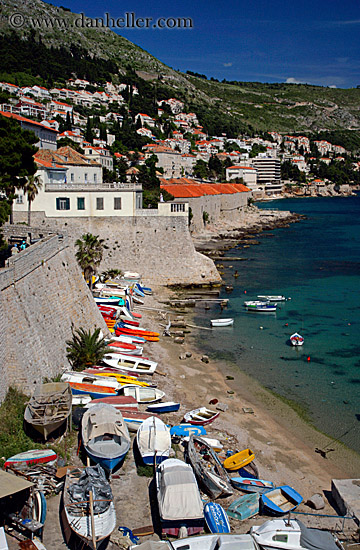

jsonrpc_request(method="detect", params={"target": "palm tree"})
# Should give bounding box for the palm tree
[24,174,42,226]
[101,268,123,282]
[66,327,108,371]
[75,233,104,290]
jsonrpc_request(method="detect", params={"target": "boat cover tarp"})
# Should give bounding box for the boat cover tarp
[133,542,168,550]
[157,460,203,521]
[0,470,34,499]
[82,404,129,445]
[298,520,339,550]
[138,418,170,455]
[67,465,112,514]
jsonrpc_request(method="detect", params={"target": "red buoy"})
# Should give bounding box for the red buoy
[307,356,311,362]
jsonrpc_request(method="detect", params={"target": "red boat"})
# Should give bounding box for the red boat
[115,327,160,338]
[107,341,137,351]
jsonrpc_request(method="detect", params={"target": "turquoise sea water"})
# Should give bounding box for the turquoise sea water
[193,195,360,453]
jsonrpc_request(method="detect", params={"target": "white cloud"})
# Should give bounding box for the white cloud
[285,77,304,84]
[223,62,233,67]
[329,85,337,88]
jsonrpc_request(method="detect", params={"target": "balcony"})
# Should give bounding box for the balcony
[45,182,143,192]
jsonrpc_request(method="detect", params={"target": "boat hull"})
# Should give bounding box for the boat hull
[147,402,180,413]
[4,449,57,469]
[204,502,230,533]
[230,476,274,493]
[223,449,255,471]
[260,485,303,515]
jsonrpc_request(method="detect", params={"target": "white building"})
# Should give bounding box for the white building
[226,165,257,188]
[251,156,281,184]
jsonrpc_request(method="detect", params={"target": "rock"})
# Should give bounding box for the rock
[227,390,234,394]
[169,448,176,458]
[179,353,187,360]
[171,330,185,337]
[201,355,209,363]
[185,351,192,358]
[216,402,229,412]
[180,375,186,379]
[226,375,234,380]
[306,493,325,510]
[110,533,132,549]
[174,337,185,344]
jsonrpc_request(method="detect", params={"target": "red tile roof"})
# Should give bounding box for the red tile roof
[0,110,58,131]
[160,178,249,197]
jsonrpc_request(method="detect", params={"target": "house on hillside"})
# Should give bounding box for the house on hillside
[0,110,58,150]
[226,165,257,188]
[83,145,114,171]
[143,145,183,178]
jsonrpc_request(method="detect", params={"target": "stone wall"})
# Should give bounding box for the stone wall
[0,235,108,402]
[10,213,220,286]
[181,192,250,232]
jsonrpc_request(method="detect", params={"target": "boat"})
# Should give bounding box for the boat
[136,416,171,464]
[81,403,130,473]
[24,382,72,440]
[210,319,234,327]
[102,354,157,375]
[94,296,124,306]
[146,402,180,413]
[120,385,165,404]
[4,449,57,469]
[290,333,304,346]
[223,449,255,471]
[183,436,223,452]
[107,342,144,356]
[186,435,233,499]
[250,518,345,550]
[156,458,204,536]
[204,502,231,533]
[227,493,260,520]
[121,409,161,432]
[257,295,286,302]
[72,394,93,406]
[62,465,116,549]
[83,369,151,387]
[170,534,258,550]
[61,371,124,392]
[244,300,269,307]
[245,303,277,313]
[86,364,140,378]
[107,333,146,344]
[183,407,220,426]
[87,395,138,409]
[65,380,119,400]
[170,424,207,438]
[230,476,274,493]
[260,485,303,515]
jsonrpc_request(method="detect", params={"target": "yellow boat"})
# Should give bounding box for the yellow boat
[223,448,255,471]
[84,369,151,387]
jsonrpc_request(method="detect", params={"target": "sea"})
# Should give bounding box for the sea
[193,194,360,454]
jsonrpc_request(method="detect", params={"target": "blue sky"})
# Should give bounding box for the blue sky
[49,0,360,88]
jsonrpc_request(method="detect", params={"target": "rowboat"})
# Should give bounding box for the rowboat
[4,449,57,469]
[260,485,303,515]
[94,296,123,306]
[204,502,230,533]
[87,396,138,409]
[146,402,180,413]
[61,371,123,391]
[170,534,258,550]
[24,382,72,441]
[62,465,116,549]
[86,364,140,378]
[121,409,161,432]
[120,385,165,404]
[81,403,130,472]
[156,458,204,536]
[227,492,260,520]
[250,518,345,550]
[223,449,255,471]
[83,369,152,387]
[106,344,144,356]
[290,332,304,346]
[107,334,146,344]
[230,476,274,493]
[245,302,277,313]
[186,435,233,499]
[102,354,157,375]
[183,436,223,452]
[210,319,234,327]
[136,416,171,464]
[183,407,220,426]
[257,295,286,302]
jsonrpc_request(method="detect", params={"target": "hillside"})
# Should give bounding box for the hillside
[1,0,360,133]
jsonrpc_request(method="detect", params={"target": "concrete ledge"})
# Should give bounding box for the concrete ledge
[332,478,360,525]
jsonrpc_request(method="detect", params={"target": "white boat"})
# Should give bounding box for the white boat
[290,333,304,346]
[120,385,165,404]
[246,302,277,313]
[102,354,157,375]
[81,403,130,473]
[132,535,258,550]
[250,518,344,550]
[136,416,171,464]
[257,295,286,302]
[210,318,234,327]
[244,300,269,307]
[61,371,124,391]
[62,465,116,549]
[156,458,204,536]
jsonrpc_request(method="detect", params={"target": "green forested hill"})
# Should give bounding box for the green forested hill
[0,0,359,133]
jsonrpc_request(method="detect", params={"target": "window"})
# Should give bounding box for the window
[94,174,97,183]
[77,197,85,210]
[114,197,122,210]
[16,194,24,204]
[56,197,70,210]
[96,197,104,210]
[70,173,74,183]
[84,173,88,183]
[273,535,288,543]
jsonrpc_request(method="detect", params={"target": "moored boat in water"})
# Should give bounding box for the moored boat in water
[290,332,304,346]
[210,319,234,327]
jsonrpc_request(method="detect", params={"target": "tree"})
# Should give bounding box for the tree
[193,160,209,180]
[75,233,104,290]
[0,114,38,224]
[66,327,108,371]
[84,117,93,144]
[24,174,42,226]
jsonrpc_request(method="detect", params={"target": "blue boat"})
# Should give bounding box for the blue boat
[147,402,180,414]
[230,476,274,494]
[81,403,131,473]
[227,493,260,521]
[170,424,207,437]
[204,502,230,533]
[260,485,303,515]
